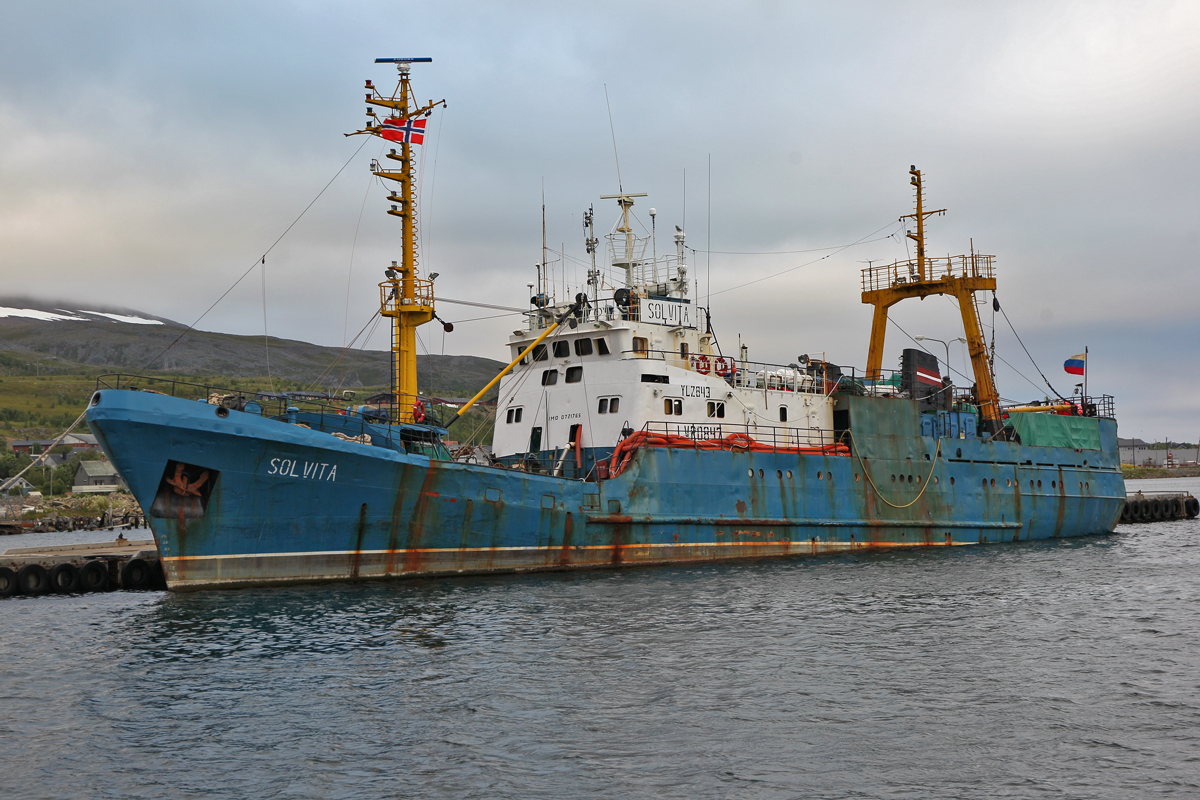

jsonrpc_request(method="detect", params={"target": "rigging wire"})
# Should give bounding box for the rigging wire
[143,137,371,371]
[995,300,1069,401]
[709,220,903,298]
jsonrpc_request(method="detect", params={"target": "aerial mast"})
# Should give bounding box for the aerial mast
[347,57,446,423]
[860,167,1003,434]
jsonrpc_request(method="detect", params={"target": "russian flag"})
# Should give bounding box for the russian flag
[1064,353,1086,376]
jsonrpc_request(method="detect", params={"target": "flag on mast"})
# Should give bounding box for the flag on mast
[381,116,427,144]
[1064,353,1086,376]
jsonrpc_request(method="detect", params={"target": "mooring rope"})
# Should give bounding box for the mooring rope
[847,430,943,509]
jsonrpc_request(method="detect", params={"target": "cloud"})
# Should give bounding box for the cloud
[1,0,1198,437]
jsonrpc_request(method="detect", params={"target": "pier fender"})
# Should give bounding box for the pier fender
[1187,497,1199,518]
[120,558,152,590]
[1170,498,1184,519]
[16,564,50,596]
[0,567,16,598]
[79,560,109,592]
[49,563,80,594]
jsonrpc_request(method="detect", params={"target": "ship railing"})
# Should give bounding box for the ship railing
[379,277,435,313]
[861,253,995,293]
[620,351,905,397]
[638,420,846,452]
[90,373,449,452]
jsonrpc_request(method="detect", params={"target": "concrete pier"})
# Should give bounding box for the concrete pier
[0,538,163,596]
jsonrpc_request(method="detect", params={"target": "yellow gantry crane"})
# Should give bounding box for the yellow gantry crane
[861,167,1003,433]
[347,57,445,423]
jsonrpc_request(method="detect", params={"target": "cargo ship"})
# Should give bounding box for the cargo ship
[86,59,1124,591]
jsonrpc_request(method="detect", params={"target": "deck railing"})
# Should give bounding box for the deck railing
[861,253,995,293]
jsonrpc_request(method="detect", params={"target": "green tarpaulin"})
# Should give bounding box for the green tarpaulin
[1007,412,1102,450]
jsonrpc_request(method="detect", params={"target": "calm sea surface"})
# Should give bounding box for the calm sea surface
[2,477,1198,799]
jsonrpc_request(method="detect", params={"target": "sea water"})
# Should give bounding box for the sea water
[1,478,1197,799]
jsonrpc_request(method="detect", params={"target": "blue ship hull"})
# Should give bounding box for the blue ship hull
[87,389,1125,591]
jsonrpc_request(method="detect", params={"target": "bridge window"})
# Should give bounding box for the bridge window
[541,369,558,386]
[574,338,593,356]
[707,401,725,418]
[532,344,548,362]
[566,366,583,383]
[553,340,570,358]
[596,338,610,355]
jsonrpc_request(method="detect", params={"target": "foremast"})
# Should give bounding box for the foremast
[861,167,1002,434]
[346,57,445,423]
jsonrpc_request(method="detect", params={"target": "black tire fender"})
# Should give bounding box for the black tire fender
[49,562,80,593]
[79,560,110,592]
[17,564,51,596]
[120,558,152,590]
[1187,497,1199,518]
[0,566,17,598]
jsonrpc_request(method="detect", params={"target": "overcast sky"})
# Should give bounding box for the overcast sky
[2,1,1198,440]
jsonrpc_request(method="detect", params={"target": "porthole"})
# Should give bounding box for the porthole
[982,478,987,488]
[950,477,955,485]
[1084,482,1089,490]
[916,475,921,484]
[1030,480,1035,490]
[956,448,962,458]
[758,469,764,479]
[1037,480,1042,488]
[776,469,783,479]
[892,474,897,483]
[854,473,860,482]
[1006,479,1011,488]
[991,478,996,487]
[818,471,824,480]
[216,406,230,418]
[787,470,793,479]
[933,476,939,484]
[1052,481,1057,489]
[1079,481,1083,490]
[907,475,913,484]
[748,469,754,478]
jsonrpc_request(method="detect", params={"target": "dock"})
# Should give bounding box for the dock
[0,538,163,597]
[1121,492,1198,524]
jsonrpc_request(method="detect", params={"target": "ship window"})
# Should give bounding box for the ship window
[609,397,619,413]
[532,344,548,362]
[566,366,583,383]
[633,336,649,356]
[507,408,514,424]
[595,338,610,355]
[680,343,689,359]
[513,408,522,423]
[553,340,570,358]
[598,398,609,414]
[541,369,558,386]
[673,399,682,415]
[664,398,683,416]
[707,401,725,418]
[529,426,542,452]
[507,408,524,424]
[664,399,673,415]
[779,406,788,422]
[574,338,593,356]
[641,374,669,384]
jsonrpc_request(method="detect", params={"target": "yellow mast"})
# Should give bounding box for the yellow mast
[346,58,445,423]
[861,167,1003,434]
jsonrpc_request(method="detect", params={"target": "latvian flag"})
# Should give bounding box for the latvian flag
[1064,353,1086,375]
[381,116,427,144]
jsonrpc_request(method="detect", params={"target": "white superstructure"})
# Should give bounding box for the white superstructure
[490,194,837,461]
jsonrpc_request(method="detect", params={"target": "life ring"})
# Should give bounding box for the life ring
[692,354,711,375]
[413,400,426,423]
[713,356,731,377]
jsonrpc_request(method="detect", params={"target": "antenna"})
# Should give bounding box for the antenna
[603,84,623,193]
[541,178,547,301]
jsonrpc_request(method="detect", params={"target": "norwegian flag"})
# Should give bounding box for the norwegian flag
[381,116,427,144]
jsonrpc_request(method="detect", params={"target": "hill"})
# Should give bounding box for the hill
[0,300,505,397]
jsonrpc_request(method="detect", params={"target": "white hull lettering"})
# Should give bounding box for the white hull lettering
[265,456,338,482]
